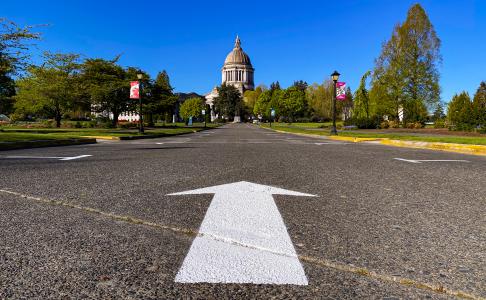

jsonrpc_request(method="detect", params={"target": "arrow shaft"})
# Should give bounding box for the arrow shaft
[199,192,296,255]
[175,190,307,285]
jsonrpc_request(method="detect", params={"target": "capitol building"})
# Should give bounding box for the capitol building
[205,36,254,121]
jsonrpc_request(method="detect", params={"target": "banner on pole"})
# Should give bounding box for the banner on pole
[130,81,140,99]
[336,82,346,100]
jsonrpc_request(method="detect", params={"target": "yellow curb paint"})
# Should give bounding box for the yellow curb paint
[262,126,486,156]
[80,135,121,140]
[381,139,486,156]
[328,136,383,143]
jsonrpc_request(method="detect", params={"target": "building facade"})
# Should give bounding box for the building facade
[206,36,254,121]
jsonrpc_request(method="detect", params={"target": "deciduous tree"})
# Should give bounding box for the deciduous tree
[14,52,82,127]
[179,97,203,122]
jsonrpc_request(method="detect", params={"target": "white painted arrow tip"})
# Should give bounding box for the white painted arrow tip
[168,181,316,197]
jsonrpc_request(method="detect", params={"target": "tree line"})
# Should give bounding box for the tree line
[0,19,177,128]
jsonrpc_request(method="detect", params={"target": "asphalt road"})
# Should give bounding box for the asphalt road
[0,123,485,299]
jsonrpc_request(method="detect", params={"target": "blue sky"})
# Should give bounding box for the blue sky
[3,0,485,103]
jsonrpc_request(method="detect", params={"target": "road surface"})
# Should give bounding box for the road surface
[0,124,485,299]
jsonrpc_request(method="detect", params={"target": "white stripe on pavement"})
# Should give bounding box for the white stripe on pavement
[394,158,470,164]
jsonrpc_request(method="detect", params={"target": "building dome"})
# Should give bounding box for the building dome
[224,36,252,66]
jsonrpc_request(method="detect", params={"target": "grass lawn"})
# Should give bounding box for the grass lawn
[0,123,220,142]
[261,123,486,145]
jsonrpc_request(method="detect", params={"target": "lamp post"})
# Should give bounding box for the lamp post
[137,73,144,134]
[330,70,340,135]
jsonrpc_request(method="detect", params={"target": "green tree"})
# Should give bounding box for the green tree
[447,92,473,129]
[472,81,486,127]
[371,4,441,125]
[152,70,178,125]
[179,97,203,122]
[253,89,272,119]
[82,57,133,126]
[306,81,333,121]
[353,71,372,119]
[1,19,42,115]
[14,52,82,127]
[0,73,15,114]
[279,87,307,122]
[292,80,308,93]
[432,101,445,121]
[243,85,263,116]
[213,83,242,120]
[270,81,281,91]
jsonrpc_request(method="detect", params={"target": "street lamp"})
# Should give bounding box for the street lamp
[330,70,340,135]
[137,73,144,134]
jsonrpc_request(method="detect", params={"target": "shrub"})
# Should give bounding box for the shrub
[352,117,379,129]
[74,121,82,128]
[434,119,445,128]
[413,122,423,129]
[388,120,400,128]
[42,119,56,128]
[118,122,138,129]
[380,121,390,129]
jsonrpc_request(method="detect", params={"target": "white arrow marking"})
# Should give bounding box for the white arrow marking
[3,155,92,161]
[168,181,315,285]
[394,158,470,164]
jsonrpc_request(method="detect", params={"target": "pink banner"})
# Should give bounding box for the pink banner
[130,81,140,99]
[336,82,346,100]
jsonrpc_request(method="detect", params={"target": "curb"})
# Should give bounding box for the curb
[85,129,203,141]
[328,136,383,143]
[261,125,486,156]
[0,138,97,151]
[380,139,486,156]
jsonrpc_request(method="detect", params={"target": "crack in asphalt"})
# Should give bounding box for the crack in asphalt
[0,188,482,300]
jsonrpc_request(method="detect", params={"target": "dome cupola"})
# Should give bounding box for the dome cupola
[224,36,252,66]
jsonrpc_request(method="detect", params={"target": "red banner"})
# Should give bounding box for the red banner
[130,81,140,99]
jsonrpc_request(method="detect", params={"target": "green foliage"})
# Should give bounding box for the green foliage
[253,89,272,118]
[472,81,486,127]
[447,92,473,130]
[14,52,83,127]
[149,70,178,123]
[179,97,203,121]
[213,83,242,120]
[81,57,134,126]
[279,87,307,122]
[370,4,441,125]
[306,81,333,121]
[354,71,372,120]
[243,86,263,115]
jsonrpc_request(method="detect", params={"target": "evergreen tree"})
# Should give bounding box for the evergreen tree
[432,101,445,121]
[447,92,473,130]
[152,70,178,124]
[292,80,308,93]
[270,81,281,92]
[472,81,486,127]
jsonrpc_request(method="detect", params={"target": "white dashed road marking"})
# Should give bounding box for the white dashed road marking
[394,158,470,164]
[2,155,92,161]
